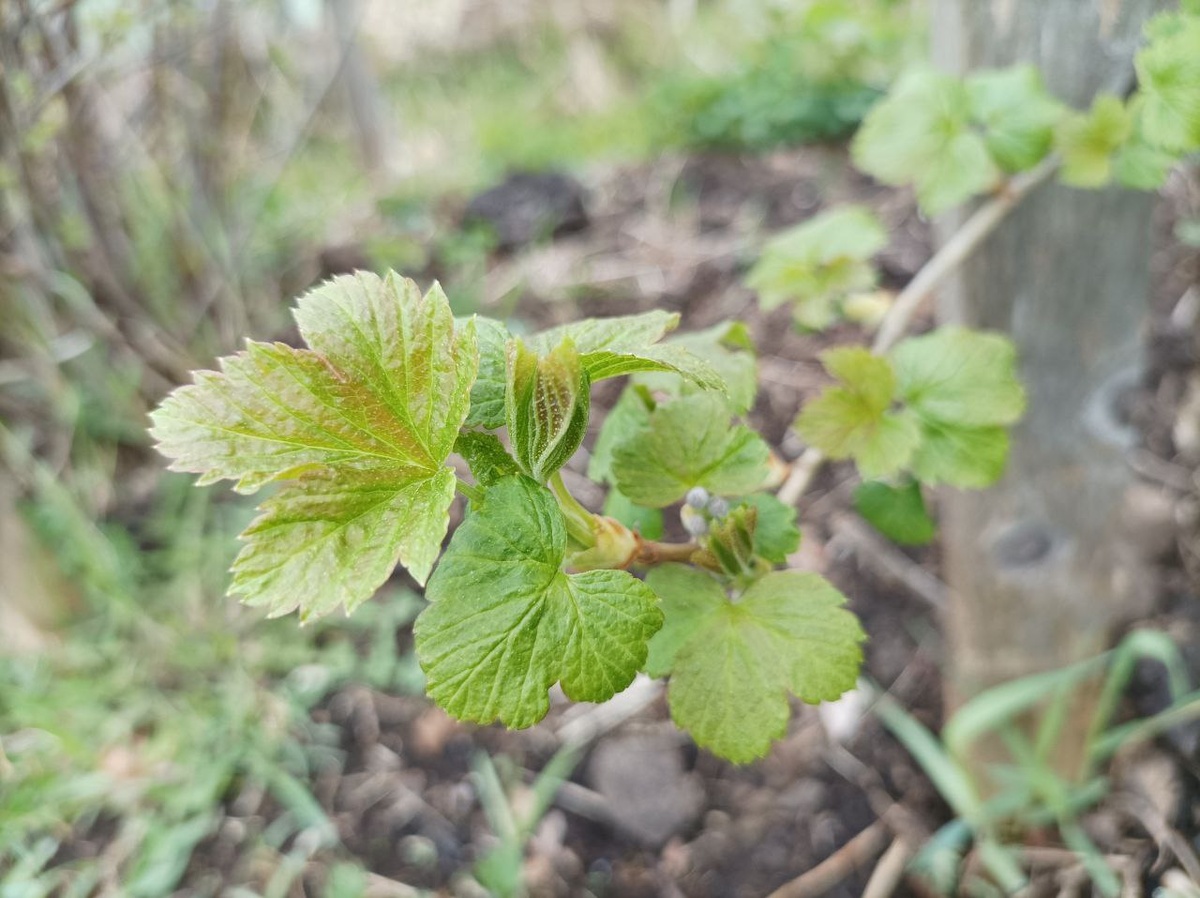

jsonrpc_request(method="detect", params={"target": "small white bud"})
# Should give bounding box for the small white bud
[706,496,729,518]
[685,486,710,509]
[681,505,709,537]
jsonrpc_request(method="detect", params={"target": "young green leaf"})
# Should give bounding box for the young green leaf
[891,327,1024,489]
[739,493,801,564]
[463,315,511,429]
[1134,13,1200,153]
[1055,94,1132,188]
[506,338,590,483]
[454,431,521,488]
[854,479,936,546]
[635,320,759,414]
[909,421,1011,489]
[611,393,771,507]
[646,566,865,763]
[415,476,662,728]
[150,272,477,620]
[795,347,920,478]
[588,385,654,484]
[852,70,999,214]
[966,66,1063,173]
[530,310,725,393]
[891,327,1026,428]
[746,205,887,331]
[1114,105,1181,190]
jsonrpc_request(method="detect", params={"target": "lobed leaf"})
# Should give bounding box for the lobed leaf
[1055,94,1132,188]
[966,66,1063,173]
[611,393,771,507]
[795,347,920,478]
[635,320,759,414]
[746,205,887,330]
[415,477,662,728]
[891,327,1025,428]
[646,567,865,763]
[852,70,998,214]
[891,327,1024,490]
[1135,12,1200,153]
[150,272,477,620]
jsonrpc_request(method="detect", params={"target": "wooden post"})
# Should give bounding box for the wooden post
[931,0,1166,778]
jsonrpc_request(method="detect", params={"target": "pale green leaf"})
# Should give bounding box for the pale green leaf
[891,327,1023,490]
[650,568,865,763]
[1115,97,1182,189]
[746,205,886,330]
[1056,94,1132,188]
[415,477,662,728]
[611,394,771,507]
[635,321,758,414]
[588,386,653,484]
[530,310,725,393]
[1135,14,1200,152]
[852,70,999,214]
[643,565,727,678]
[795,347,920,478]
[151,273,478,619]
[910,421,1010,489]
[854,479,936,545]
[966,66,1063,173]
[231,467,456,619]
[891,327,1025,428]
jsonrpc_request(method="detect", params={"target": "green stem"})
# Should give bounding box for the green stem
[455,477,485,505]
[549,471,597,548]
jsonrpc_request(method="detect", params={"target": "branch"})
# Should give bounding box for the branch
[775,156,1060,508]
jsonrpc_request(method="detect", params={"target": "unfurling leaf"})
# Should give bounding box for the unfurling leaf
[612,393,771,507]
[645,566,864,763]
[150,272,477,620]
[739,492,801,564]
[506,338,590,483]
[530,310,725,393]
[796,347,920,478]
[746,205,887,331]
[415,477,662,728]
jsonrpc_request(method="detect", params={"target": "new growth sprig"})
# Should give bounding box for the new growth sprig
[148,6,1199,761]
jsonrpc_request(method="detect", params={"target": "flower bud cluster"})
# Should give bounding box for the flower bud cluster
[681,487,732,537]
